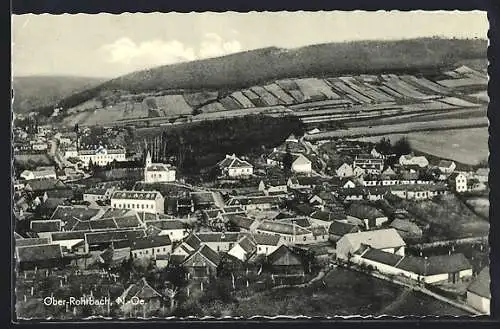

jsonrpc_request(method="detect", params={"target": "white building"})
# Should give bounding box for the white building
[83,187,115,203]
[227,236,257,262]
[448,172,468,193]
[131,235,172,259]
[217,154,254,178]
[73,145,127,168]
[438,160,457,174]
[336,163,353,178]
[20,166,57,180]
[144,152,176,183]
[111,190,164,214]
[147,220,189,242]
[466,267,490,315]
[399,154,429,168]
[336,228,406,261]
[267,150,312,174]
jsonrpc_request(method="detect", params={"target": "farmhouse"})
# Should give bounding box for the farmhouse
[228,235,257,262]
[224,214,259,232]
[437,160,456,174]
[253,233,283,255]
[389,219,423,240]
[117,278,164,315]
[447,172,468,193]
[146,220,189,242]
[258,178,288,195]
[287,176,319,190]
[255,220,313,245]
[353,154,384,174]
[130,235,172,259]
[196,232,242,253]
[266,245,305,276]
[267,150,312,174]
[183,245,221,279]
[336,228,405,261]
[111,190,164,215]
[398,154,429,168]
[347,204,388,229]
[335,163,354,178]
[144,152,176,183]
[171,234,202,259]
[328,220,361,244]
[84,230,146,253]
[467,266,490,314]
[217,154,254,178]
[83,187,115,203]
[76,145,127,168]
[16,244,65,271]
[20,166,57,181]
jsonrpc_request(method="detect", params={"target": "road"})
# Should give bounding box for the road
[299,136,330,178]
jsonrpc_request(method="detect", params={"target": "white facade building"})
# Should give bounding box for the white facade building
[144,152,176,183]
[111,190,164,214]
[72,146,127,168]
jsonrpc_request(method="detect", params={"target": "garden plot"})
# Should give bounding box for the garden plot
[468,91,489,103]
[289,99,353,111]
[328,79,373,104]
[122,102,148,119]
[263,83,296,104]
[183,91,219,107]
[242,89,268,107]
[437,77,488,88]
[338,77,388,103]
[276,79,306,103]
[399,75,452,95]
[367,84,405,99]
[219,96,244,111]
[408,101,458,111]
[198,101,227,113]
[154,95,193,115]
[230,91,255,108]
[250,86,282,106]
[295,78,340,100]
[66,99,103,115]
[382,80,431,100]
[439,97,480,108]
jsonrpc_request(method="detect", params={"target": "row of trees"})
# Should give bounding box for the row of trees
[374,136,412,156]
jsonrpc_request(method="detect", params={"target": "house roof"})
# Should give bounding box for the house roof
[26,179,65,192]
[16,237,51,247]
[396,253,472,276]
[329,220,360,236]
[227,195,282,206]
[50,231,87,241]
[238,236,257,253]
[84,187,109,196]
[223,206,245,214]
[50,205,101,223]
[267,245,303,266]
[191,192,215,205]
[196,232,241,243]
[120,277,163,301]
[310,210,343,222]
[146,163,174,172]
[438,160,455,168]
[340,228,406,250]
[30,220,62,233]
[347,204,386,220]
[184,234,202,250]
[100,208,134,219]
[390,219,422,235]
[218,155,253,169]
[252,233,281,246]
[131,235,172,250]
[225,215,256,230]
[184,245,221,267]
[268,151,312,165]
[147,220,185,230]
[85,229,146,245]
[17,244,62,262]
[361,248,404,266]
[261,177,288,187]
[111,190,162,200]
[257,220,311,235]
[310,226,328,237]
[467,266,490,299]
[45,189,74,199]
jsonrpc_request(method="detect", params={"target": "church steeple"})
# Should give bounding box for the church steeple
[145,151,152,167]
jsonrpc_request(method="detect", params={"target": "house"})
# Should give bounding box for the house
[285,134,299,143]
[171,234,202,259]
[224,214,259,232]
[370,147,383,159]
[131,235,172,259]
[83,187,115,203]
[287,176,319,190]
[267,150,312,174]
[365,186,390,201]
[467,267,491,314]
[259,178,288,195]
[475,168,489,183]
[24,179,66,193]
[48,231,87,253]
[438,160,457,174]
[183,245,221,279]
[399,154,429,168]
[309,210,346,227]
[146,220,189,242]
[144,151,176,183]
[255,220,313,245]
[227,235,257,261]
[347,204,389,229]
[30,220,63,233]
[381,166,397,179]
[336,228,406,261]
[341,178,357,189]
[353,155,384,174]
[16,244,65,271]
[20,166,57,180]
[111,190,164,214]
[253,233,283,255]
[266,245,305,275]
[191,192,217,210]
[226,195,282,211]
[176,198,195,215]
[196,232,241,253]
[448,172,468,193]
[84,230,146,253]
[352,166,366,177]
[389,219,423,240]
[117,277,164,315]
[217,154,254,178]
[335,163,353,178]
[74,146,127,168]
[328,220,361,244]
[337,187,366,201]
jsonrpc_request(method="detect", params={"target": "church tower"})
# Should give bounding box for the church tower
[145,151,152,168]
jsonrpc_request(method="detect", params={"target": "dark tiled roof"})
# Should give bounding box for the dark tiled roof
[131,235,172,250]
[17,244,62,262]
[51,231,87,241]
[120,277,163,301]
[184,234,202,250]
[361,248,404,266]
[196,232,241,243]
[225,214,256,230]
[347,204,385,220]
[252,233,281,246]
[238,236,257,253]
[267,245,303,266]
[148,220,185,230]
[328,221,360,236]
[85,229,146,245]
[50,205,101,223]
[15,238,51,247]
[218,155,253,169]
[26,179,65,192]
[257,220,311,235]
[396,253,472,276]
[30,220,62,233]
[191,192,215,205]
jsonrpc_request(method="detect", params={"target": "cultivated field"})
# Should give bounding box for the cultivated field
[355,127,488,165]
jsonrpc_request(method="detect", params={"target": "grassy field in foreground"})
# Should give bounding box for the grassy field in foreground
[231,268,469,317]
[356,127,488,166]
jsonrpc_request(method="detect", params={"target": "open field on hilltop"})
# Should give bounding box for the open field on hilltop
[355,127,488,166]
[230,268,469,317]
[463,197,490,219]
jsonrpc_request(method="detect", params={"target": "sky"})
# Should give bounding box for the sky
[12,11,488,79]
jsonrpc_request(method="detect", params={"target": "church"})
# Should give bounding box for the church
[144,151,176,183]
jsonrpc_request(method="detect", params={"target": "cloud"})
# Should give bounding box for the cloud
[102,33,242,70]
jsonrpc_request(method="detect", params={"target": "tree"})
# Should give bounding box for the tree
[392,137,412,156]
[283,146,293,176]
[376,137,392,155]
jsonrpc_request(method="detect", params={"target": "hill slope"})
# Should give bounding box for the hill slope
[56,38,487,111]
[12,76,107,114]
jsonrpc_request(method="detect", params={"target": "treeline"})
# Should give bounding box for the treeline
[141,115,305,174]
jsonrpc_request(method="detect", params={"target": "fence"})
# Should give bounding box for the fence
[409,236,488,249]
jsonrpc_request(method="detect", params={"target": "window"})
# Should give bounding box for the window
[163,248,166,252]
[145,250,148,254]
[142,204,145,209]
[132,204,135,209]
[303,236,307,241]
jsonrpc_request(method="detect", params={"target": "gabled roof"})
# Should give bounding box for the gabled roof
[17,244,62,262]
[267,245,303,266]
[147,220,185,230]
[347,204,386,220]
[25,179,65,192]
[396,253,472,276]
[361,248,404,266]
[30,220,62,233]
[257,220,311,235]
[196,232,241,243]
[191,192,215,205]
[50,205,101,223]
[85,229,146,245]
[225,215,256,230]
[390,219,422,235]
[16,237,51,247]
[467,266,490,299]
[131,235,172,250]
[261,177,288,187]
[184,245,221,267]
[120,277,163,301]
[329,220,360,236]
[252,233,281,246]
[184,234,202,250]
[238,236,257,253]
[146,163,174,172]
[340,228,406,250]
[218,154,253,169]
[310,210,341,222]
